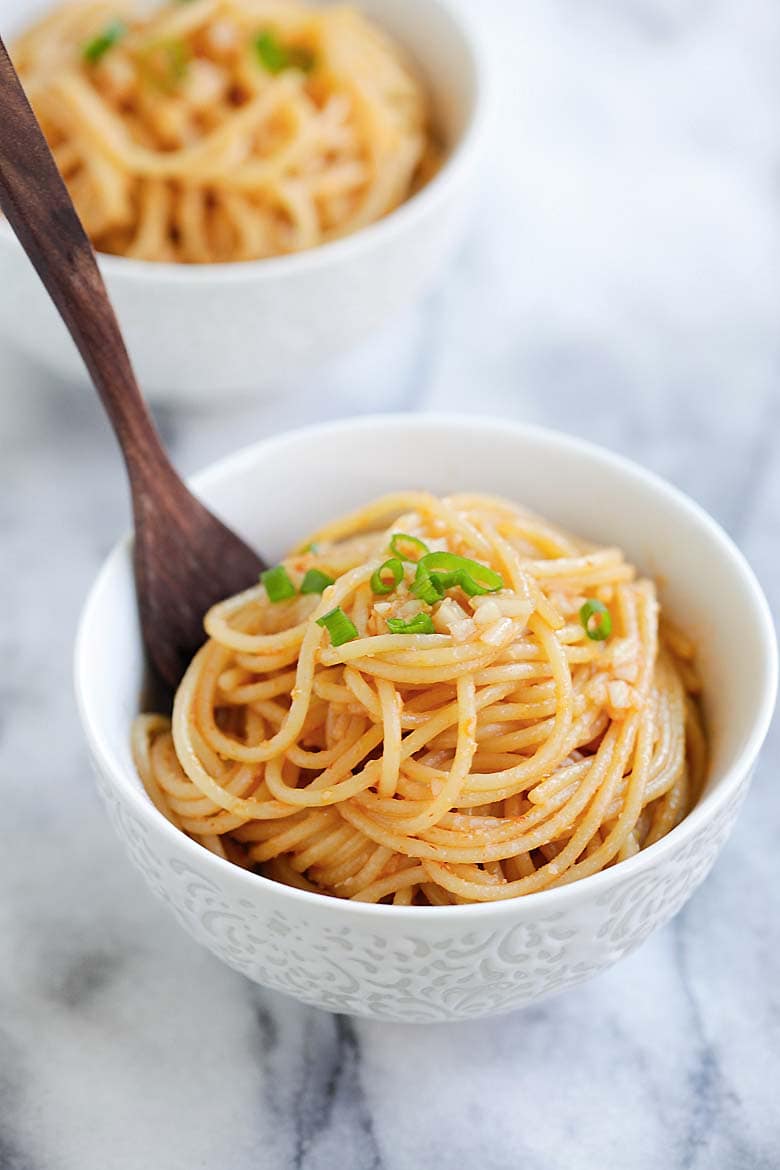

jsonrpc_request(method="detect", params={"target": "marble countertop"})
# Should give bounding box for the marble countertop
[1,1,779,1166]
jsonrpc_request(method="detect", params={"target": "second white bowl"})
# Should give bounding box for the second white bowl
[0,0,484,401]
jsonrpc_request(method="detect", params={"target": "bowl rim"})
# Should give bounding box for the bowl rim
[0,0,487,286]
[74,412,778,919]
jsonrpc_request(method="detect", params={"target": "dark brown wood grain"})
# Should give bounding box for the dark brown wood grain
[0,37,265,689]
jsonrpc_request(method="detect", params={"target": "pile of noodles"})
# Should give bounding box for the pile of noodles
[12,0,436,262]
[133,492,706,905]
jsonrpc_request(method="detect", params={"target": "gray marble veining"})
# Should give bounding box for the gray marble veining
[1,1,779,1166]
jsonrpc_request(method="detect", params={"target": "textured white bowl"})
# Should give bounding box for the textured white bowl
[0,0,484,401]
[75,415,776,1022]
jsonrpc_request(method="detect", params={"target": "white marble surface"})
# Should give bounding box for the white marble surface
[2,0,779,1166]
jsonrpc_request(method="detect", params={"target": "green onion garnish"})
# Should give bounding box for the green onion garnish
[255,29,313,74]
[261,564,296,602]
[255,29,287,72]
[386,613,436,636]
[300,568,334,595]
[411,560,445,605]
[83,19,126,64]
[389,533,429,563]
[429,569,461,592]
[370,557,404,595]
[317,607,359,646]
[418,552,504,597]
[441,571,491,598]
[579,599,612,641]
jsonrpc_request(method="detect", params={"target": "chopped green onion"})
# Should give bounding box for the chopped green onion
[440,571,489,598]
[370,557,404,595]
[579,598,612,641]
[389,533,429,563]
[418,552,504,596]
[386,613,436,636]
[411,560,445,605]
[261,564,296,602]
[254,29,315,73]
[254,29,287,72]
[300,568,334,595]
[411,552,504,602]
[317,606,359,646]
[429,569,461,592]
[83,19,126,64]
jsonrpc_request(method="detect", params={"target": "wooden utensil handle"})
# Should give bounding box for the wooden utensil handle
[0,36,169,482]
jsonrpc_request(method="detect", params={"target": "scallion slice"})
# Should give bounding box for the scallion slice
[261,564,296,602]
[429,569,461,592]
[419,552,504,596]
[254,28,314,73]
[300,568,334,595]
[441,571,490,598]
[386,613,436,635]
[389,533,429,563]
[83,19,126,63]
[370,557,403,595]
[317,606,359,646]
[411,560,445,605]
[579,598,612,641]
[254,29,288,72]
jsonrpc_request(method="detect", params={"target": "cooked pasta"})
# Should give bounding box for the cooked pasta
[132,493,706,905]
[12,0,437,262]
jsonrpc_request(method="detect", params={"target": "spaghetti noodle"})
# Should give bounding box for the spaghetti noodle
[132,493,706,905]
[12,0,436,262]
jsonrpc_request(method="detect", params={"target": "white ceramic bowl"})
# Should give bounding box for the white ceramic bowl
[0,0,484,401]
[75,415,777,1022]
